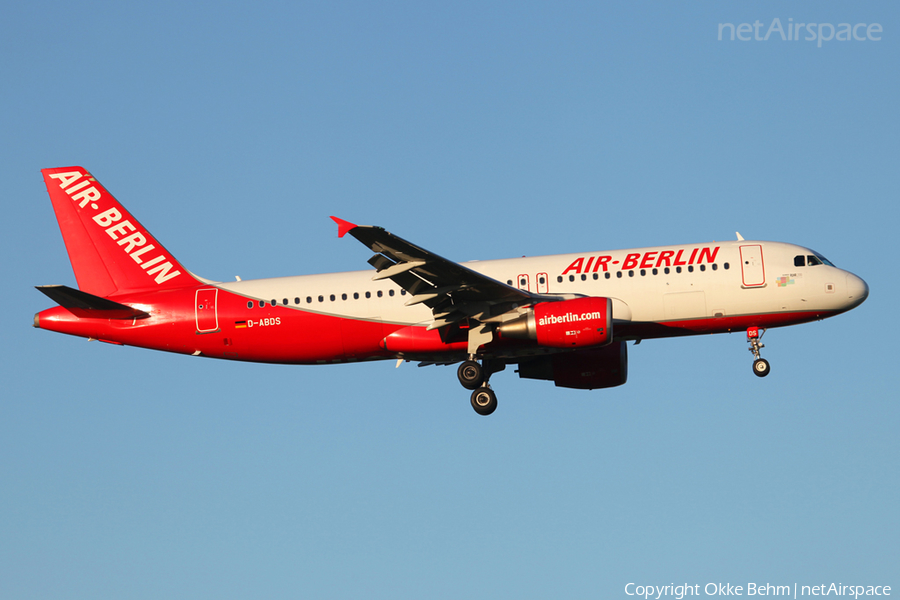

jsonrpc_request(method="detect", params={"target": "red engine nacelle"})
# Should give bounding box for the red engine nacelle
[499,296,612,349]
[517,342,628,390]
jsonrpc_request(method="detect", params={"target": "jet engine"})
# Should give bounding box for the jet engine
[498,297,612,348]
[517,342,628,390]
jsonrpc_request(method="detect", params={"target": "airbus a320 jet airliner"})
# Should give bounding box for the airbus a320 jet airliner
[34,167,869,415]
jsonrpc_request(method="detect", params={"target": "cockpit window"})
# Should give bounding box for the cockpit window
[796,252,836,268]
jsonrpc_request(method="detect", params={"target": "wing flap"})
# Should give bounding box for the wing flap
[371,260,428,281]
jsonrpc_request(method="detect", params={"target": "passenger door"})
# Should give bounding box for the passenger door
[739,245,766,288]
[195,288,219,333]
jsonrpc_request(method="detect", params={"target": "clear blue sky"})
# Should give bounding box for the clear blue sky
[2,2,897,598]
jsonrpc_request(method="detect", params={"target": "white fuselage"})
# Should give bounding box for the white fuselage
[216,240,868,334]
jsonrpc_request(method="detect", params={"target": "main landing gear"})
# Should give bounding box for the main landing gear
[470,387,497,416]
[747,326,770,377]
[457,359,484,389]
[458,357,501,416]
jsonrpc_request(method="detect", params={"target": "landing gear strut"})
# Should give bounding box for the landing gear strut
[459,356,503,415]
[747,326,770,377]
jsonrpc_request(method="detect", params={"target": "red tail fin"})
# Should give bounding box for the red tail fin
[42,167,199,296]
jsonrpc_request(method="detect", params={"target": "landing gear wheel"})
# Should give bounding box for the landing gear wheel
[470,387,497,416]
[753,358,770,378]
[458,360,484,390]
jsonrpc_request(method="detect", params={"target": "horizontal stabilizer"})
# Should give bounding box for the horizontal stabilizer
[36,285,150,319]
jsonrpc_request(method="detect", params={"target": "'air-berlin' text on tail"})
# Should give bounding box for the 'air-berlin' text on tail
[42,167,199,297]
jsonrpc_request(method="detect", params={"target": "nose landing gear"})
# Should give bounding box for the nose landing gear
[747,326,770,377]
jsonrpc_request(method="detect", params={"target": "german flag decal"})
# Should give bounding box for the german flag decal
[234,321,247,329]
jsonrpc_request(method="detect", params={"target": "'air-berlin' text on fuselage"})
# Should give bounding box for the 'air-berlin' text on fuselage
[47,171,182,285]
[561,247,720,275]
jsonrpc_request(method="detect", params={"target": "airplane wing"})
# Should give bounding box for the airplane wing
[331,217,564,331]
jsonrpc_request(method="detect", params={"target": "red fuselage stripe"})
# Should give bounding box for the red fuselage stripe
[36,285,837,364]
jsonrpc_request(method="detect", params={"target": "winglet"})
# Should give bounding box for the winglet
[330,216,357,238]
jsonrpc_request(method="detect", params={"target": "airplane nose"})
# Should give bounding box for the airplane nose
[845,273,869,308]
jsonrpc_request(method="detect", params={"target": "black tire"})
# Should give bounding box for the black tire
[753,358,770,378]
[457,360,484,390]
[470,387,497,416]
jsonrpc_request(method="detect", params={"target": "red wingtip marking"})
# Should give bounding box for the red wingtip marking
[330,216,357,238]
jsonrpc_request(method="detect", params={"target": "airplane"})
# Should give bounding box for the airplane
[34,166,869,415]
